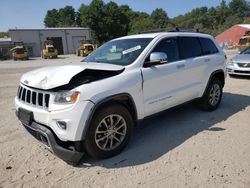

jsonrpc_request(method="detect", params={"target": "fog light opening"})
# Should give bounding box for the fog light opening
[57,121,67,130]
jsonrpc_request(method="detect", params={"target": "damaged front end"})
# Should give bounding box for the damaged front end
[20,62,125,91]
[50,68,124,91]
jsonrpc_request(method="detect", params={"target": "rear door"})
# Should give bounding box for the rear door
[198,37,224,94]
[177,36,206,98]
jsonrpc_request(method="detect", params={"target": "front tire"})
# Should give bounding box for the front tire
[199,78,223,111]
[84,104,133,159]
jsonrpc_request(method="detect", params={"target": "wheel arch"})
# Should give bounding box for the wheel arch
[202,69,225,97]
[81,93,138,140]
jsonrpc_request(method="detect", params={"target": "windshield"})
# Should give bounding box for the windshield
[239,38,248,45]
[83,38,153,66]
[240,47,250,54]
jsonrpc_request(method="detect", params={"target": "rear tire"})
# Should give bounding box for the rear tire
[198,78,223,111]
[84,103,133,159]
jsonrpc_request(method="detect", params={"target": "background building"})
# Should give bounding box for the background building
[9,28,92,57]
[216,24,250,47]
[0,38,12,59]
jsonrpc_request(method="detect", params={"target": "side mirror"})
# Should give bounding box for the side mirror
[144,52,168,67]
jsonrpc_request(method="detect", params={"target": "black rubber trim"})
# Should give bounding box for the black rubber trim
[202,69,225,97]
[22,121,84,165]
[81,93,137,140]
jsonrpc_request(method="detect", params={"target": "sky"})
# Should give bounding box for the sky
[0,0,231,32]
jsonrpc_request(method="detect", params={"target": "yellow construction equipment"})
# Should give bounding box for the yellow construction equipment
[41,40,58,59]
[10,42,28,61]
[236,31,250,51]
[76,40,99,57]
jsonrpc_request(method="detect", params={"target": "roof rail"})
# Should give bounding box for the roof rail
[138,27,200,34]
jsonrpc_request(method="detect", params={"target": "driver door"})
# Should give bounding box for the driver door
[141,37,190,117]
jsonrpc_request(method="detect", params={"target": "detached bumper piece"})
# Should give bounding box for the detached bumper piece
[22,121,84,166]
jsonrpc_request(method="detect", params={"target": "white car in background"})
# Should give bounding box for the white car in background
[227,47,250,76]
[15,30,227,165]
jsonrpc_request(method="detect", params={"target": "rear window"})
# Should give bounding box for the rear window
[199,38,218,55]
[179,37,202,59]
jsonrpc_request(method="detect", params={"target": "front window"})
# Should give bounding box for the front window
[239,38,247,45]
[16,48,25,54]
[240,47,250,54]
[48,47,55,52]
[86,45,93,51]
[83,38,153,66]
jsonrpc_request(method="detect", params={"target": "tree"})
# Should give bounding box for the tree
[217,0,229,25]
[77,0,130,43]
[102,2,129,39]
[130,17,155,34]
[76,4,89,27]
[78,0,106,42]
[58,6,76,27]
[44,9,59,27]
[44,0,250,42]
[0,32,9,38]
[151,8,169,28]
[243,17,250,23]
[118,5,133,33]
[229,0,250,19]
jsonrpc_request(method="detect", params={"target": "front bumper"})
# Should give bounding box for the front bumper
[15,97,94,142]
[20,119,84,165]
[227,64,250,76]
[44,52,57,58]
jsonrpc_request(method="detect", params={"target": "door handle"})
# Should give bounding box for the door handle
[176,64,185,69]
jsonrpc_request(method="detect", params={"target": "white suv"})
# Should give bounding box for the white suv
[15,31,227,165]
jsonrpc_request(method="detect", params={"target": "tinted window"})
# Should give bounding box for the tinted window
[240,47,250,54]
[179,37,202,59]
[199,38,218,55]
[152,38,179,62]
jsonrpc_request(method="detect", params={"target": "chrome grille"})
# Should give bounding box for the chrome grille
[16,84,50,109]
[238,63,250,68]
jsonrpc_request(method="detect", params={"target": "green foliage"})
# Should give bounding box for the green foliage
[129,17,155,34]
[58,6,76,27]
[44,6,75,27]
[151,8,169,28]
[243,17,250,23]
[44,9,59,27]
[0,32,9,38]
[172,0,250,36]
[44,0,250,43]
[77,0,131,43]
[229,0,250,19]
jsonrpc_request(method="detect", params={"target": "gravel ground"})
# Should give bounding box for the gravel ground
[0,53,250,188]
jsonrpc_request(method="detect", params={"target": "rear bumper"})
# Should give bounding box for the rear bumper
[21,120,84,165]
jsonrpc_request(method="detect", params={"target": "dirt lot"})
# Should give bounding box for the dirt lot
[0,53,250,188]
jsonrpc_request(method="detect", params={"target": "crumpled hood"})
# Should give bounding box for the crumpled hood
[20,62,124,90]
[233,54,250,63]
